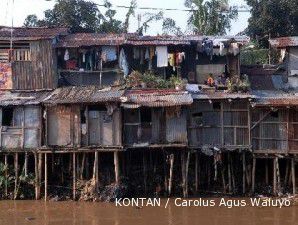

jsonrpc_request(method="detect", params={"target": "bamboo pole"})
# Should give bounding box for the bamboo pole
[4,154,8,197]
[44,153,48,201]
[114,151,120,184]
[252,157,256,194]
[242,152,246,194]
[292,158,296,195]
[93,151,99,191]
[38,153,42,199]
[185,151,190,197]
[195,152,199,193]
[168,153,174,196]
[273,158,277,196]
[276,157,281,193]
[143,150,147,194]
[73,152,76,200]
[24,152,28,177]
[228,153,232,193]
[34,153,39,200]
[14,153,18,200]
[181,151,186,197]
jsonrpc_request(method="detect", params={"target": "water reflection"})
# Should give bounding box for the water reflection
[0,199,297,225]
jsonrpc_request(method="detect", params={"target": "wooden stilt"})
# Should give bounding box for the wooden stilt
[51,154,55,174]
[273,158,277,195]
[44,153,48,201]
[265,159,269,185]
[4,154,8,197]
[168,153,174,196]
[292,158,296,195]
[73,152,76,200]
[214,155,218,182]
[230,155,235,191]
[195,152,199,193]
[85,154,89,179]
[163,152,168,193]
[24,152,28,177]
[114,151,120,184]
[93,152,99,191]
[252,156,256,194]
[143,150,147,194]
[228,153,232,193]
[185,151,190,197]
[38,153,42,199]
[14,153,18,200]
[221,165,226,194]
[242,152,246,194]
[276,157,281,193]
[80,153,86,180]
[34,153,39,200]
[181,151,186,197]
[284,159,290,188]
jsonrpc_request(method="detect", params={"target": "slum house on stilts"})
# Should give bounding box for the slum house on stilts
[187,36,252,195]
[243,36,298,195]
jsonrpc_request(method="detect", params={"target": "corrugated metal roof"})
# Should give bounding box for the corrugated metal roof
[192,92,254,100]
[252,90,298,106]
[0,91,51,106]
[123,89,193,107]
[270,37,298,48]
[124,35,192,46]
[0,26,69,41]
[43,86,124,105]
[55,33,135,47]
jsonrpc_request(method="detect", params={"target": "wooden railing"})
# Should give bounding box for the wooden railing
[12,49,31,61]
[0,49,9,62]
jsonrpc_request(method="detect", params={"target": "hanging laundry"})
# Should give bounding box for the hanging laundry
[133,47,140,59]
[64,49,69,61]
[176,52,185,65]
[140,48,144,65]
[145,47,150,60]
[168,53,175,67]
[219,42,227,56]
[229,43,240,56]
[119,48,129,76]
[202,39,213,60]
[156,46,168,67]
[101,46,117,61]
[149,47,155,60]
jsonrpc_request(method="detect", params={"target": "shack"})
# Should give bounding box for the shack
[122,89,193,148]
[0,26,69,90]
[0,91,49,151]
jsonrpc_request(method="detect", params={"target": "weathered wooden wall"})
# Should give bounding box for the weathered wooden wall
[0,106,42,149]
[12,40,57,90]
[188,100,250,150]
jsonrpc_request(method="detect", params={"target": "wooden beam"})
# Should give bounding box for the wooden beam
[44,153,48,201]
[242,152,246,194]
[38,153,42,200]
[24,152,28,177]
[195,152,199,193]
[273,158,277,195]
[14,153,19,200]
[114,151,120,184]
[251,110,272,131]
[73,152,76,200]
[4,154,8,197]
[252,157,256,194]
[292,158,296,196]
[34,153,39,200]
[168,153,174,196]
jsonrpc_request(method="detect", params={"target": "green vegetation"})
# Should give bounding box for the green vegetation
[125,71,187,90]
[227,75,250,93]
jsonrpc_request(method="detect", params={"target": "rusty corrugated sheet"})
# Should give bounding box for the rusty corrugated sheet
[123,89,193,107]
[0,26,69,41]
[192,92,254,100]
[270,37,298,48]
[55,33,131,47]
[0,91,51,106]
[252,91,298,106]
[125,35,192,46]
[43,86,125,105]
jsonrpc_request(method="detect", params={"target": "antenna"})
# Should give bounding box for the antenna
[10,0,15,50]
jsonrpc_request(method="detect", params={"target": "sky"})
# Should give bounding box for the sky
[0,0,250,35]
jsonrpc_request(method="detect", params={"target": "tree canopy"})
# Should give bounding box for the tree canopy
[245,0,298,46]
[184,0,238,35]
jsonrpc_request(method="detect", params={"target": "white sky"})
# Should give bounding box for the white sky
[0,0,250,35]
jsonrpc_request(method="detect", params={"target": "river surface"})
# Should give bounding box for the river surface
[0,198,297,225]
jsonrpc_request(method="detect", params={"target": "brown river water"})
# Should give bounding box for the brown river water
[0,198,297,225]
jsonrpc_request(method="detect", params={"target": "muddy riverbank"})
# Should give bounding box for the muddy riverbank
[0,199,297,225]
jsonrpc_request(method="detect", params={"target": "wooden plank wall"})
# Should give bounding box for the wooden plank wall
[12,40,57,90]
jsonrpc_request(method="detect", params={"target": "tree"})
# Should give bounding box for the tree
[23,0,103,32]
[137,12,164,35]
[184,0,238,35]
[23,15,39,27]
[162,18,183,35]
[246,0,298,46]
